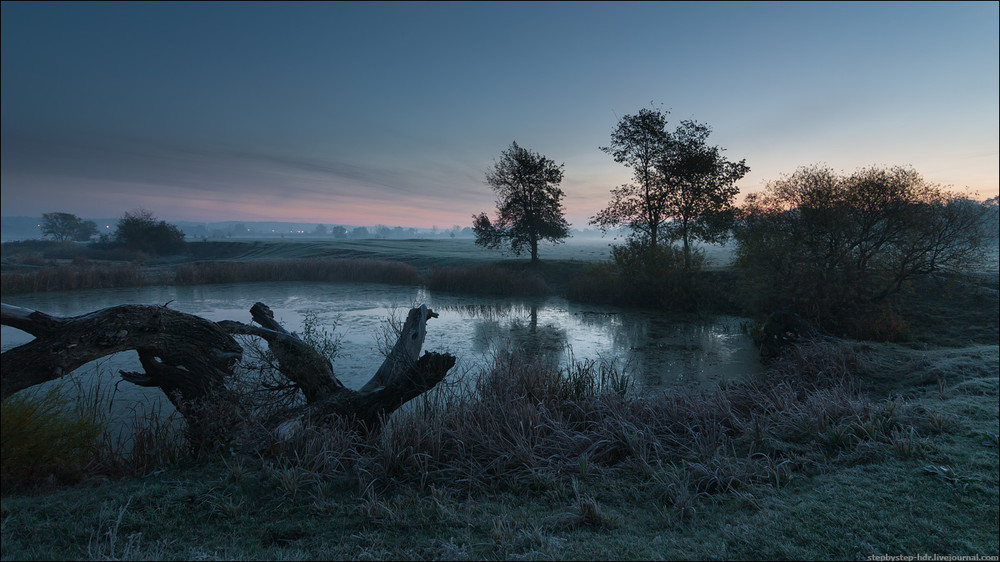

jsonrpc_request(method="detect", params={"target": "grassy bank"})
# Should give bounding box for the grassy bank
[2,338,997,560]
[0,239,731,315]
[0,263,146,294]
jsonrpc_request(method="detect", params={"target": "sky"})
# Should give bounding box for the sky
[2,1,998,229]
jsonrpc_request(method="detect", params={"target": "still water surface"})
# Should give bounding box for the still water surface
[2,282,762,418]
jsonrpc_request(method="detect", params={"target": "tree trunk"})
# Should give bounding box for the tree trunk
[682,222,691,271]
[1,301,456,445]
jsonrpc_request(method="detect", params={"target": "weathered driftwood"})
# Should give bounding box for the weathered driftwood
[360,305,438,393]
[218,302,455,430]
[1,303,241,404]
[217,302,345,403]
[1,301,455,440]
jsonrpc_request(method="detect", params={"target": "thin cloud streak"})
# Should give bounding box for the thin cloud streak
[0,131,495,226]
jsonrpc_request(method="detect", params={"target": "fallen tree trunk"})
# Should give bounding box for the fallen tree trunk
[1,303,241,404]
[1,301,455,444]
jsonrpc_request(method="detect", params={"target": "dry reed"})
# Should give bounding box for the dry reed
[425,265,549,296]
[174,259,420,286]
[0,264,145,294]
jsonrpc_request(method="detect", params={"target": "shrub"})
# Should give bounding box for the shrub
[604,239,707,311]
[565,263,621,304]
[114,208,186,256]
[734,165,991,336]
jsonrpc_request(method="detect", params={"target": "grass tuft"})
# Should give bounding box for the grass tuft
[1,386,104,491]
[1,376,187,495]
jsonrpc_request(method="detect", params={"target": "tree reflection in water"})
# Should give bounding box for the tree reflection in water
[444,303,568,370]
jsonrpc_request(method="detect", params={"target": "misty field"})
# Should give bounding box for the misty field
[1,237,998,560]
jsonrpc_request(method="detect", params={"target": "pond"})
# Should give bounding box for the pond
[1,281,762,422]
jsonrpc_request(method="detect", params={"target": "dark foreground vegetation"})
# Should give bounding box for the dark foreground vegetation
[2,324,997,559]
[1,300,997,559]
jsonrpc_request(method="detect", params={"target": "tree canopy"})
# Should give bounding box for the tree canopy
[473,141,569,263]
[40,212,98,242]
[734,165,991,332]
[114,208,186,255]
[592,111,748,270]
[655,121,749,268]
[592,108,672,247]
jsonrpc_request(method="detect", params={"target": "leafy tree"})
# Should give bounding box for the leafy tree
[592,107,672,248]
[114,208,186,255]
[350,226,370,239]
[734,165,991,334]
[654,121,749,269]
[313,224,328,236]
[76,220,98,242]
[40,212,98,242]
[331,225,348,239]
[592,113,748,270]
[473,141,570,263]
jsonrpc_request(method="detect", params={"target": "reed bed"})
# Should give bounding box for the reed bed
[174,259,421,286]
[0,264,145,294]
[425,264,549,297]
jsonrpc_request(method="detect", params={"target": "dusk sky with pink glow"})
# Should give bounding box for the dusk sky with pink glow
[2,1,998,229]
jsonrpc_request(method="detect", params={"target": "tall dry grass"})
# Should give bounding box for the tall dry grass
[258,340,905,503]
[2,338,916,510]
[0,264,145,295]
[0,258,419,295]
[174,259,420,286]
[1,375,186,494]
[1,385,103,489]
[425,265,549,297]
